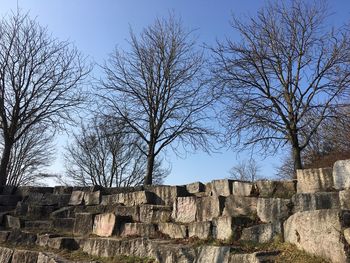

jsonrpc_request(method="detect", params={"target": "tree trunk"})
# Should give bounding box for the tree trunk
[292,145,303,172]
[0,140,12,186]
[144,143,156,185]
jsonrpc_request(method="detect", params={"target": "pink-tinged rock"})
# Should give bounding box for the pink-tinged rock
[92,213,117,237]
[196,196,225,221]
[172,196,197,223]
[84,191,101,205]
[68,191,85,206]
[120,223,156,238]
[188,222,212,239]
[158,222,187,239]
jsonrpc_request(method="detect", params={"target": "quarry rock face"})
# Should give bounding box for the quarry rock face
[284,209,350,263]
[3,162,350,262]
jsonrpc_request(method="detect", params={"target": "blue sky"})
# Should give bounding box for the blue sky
[0,1,350,185]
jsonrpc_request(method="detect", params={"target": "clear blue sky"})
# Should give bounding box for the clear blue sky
[0,0,349,185]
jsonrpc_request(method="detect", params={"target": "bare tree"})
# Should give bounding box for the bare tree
[65,116,168,187]
[100,15,214,185]
[211,0,350,171]
[229,159,262,182]
[0,12,89,185]
[4,124,55,186]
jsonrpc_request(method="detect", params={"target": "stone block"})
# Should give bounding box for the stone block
[223,196,257,218]
[53,186,73,194]
[188,221,212,240]
[47,237,79,250]
[257,198,291,223]
[196,196,225,221]
[101,191,153,206]
[172,196,197,223]
[16,186,53,197]
[74,213,94,236]
[284,209,350,263]
[7,230,37,245]
[24,220,52,230]
[340,189,350,210]
[208,179,232,196]
[0,195,21,206]
[0,247,13,263]
[50,206,75,218]
[92,213,117,237]
[0,231,10,242]
[144,185,188,206]
[26,205,56,220]
[5,215,21,229]
[344,228,350,245]
[297,168,334,193]
[84,191,101,206]
[139,205,172,223]
[186,182,205,194]
[52,218,75,233]
[40,193,71,206]
[36,233,59,247]
[292,192,340,213]
[232,181,256,196]
[68,191,85,206]
[195,246,230,263]
[333,159,350,190]
[120,223,156,238]
[230,251,280,263]
[12,249,38,263]
[240,222,282,243]
[158,222,187,239]
[256,180,296,198]
[114,206,140,222]
[213,216,235,241]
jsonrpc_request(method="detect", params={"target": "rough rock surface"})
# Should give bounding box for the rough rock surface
[296,168,334,193]
[333,159,350,190]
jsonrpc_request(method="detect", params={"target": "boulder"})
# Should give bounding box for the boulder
[0,247,13,263]
[47,237,80,250]
[172,196,197,223]
[257,198,291,223]
[240,222,282,243]
[333,159,350,190]
[114,206,140,222]
[12,249,38,263]
[223,196,257,218]
[292,192,340,213]
[84,191,101,206]
[120,223,156,238]
[101,191,153,206]
[74,213,94,236]
[144,185,188,206]
[36,233,60,247]
[5,215,21,229]
[344,228,350,245]
[296,168,334,193]
[188,222,212,240]
[232,181,255,196]
[284,209,350,263]
[158,222,187,239]
[196,196,225,221]
[139,205,172,223]
[195,246,230,263]
[186,182,205,194]
[339,189,350,210]
[256,180,296,198]
[68,191,85,206]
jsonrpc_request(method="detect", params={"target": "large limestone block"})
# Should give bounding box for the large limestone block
[257,198,291,223]
[223,196,257,218]
[232,181,255,196]
[12,249,38,263]
[84,191,101,206]
[0,247,13,263]
[340,189,350,210]
[16,186,53,197]
[144,185,188,206]
[5,215,21,229]
[292,192,340,213]
[52,218,75,232]
[240,222,282,243]
[7,230,37,245]
[256,180,296,198]
[114,206,140,222]
[188,222,212,240]
[297,168,334,193]
[120,223,156,238]
[92,213,117,237]
[196,196,225,221]
[344,228,350,245]
[186,182,205,194]
[74,213,94,236]
[195,246,230,263]
[47,237,80,250]
[68,191,85,206]
[172,196,197,223]
[284,209,350,263]
[139,205,172,223]
[24,220,52,230]
[334,159,350,190]
[50,206,75,219]
[207,179,233,196]
[158,222,187,239]
[213,216,235,241]
[101,191,153,206]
